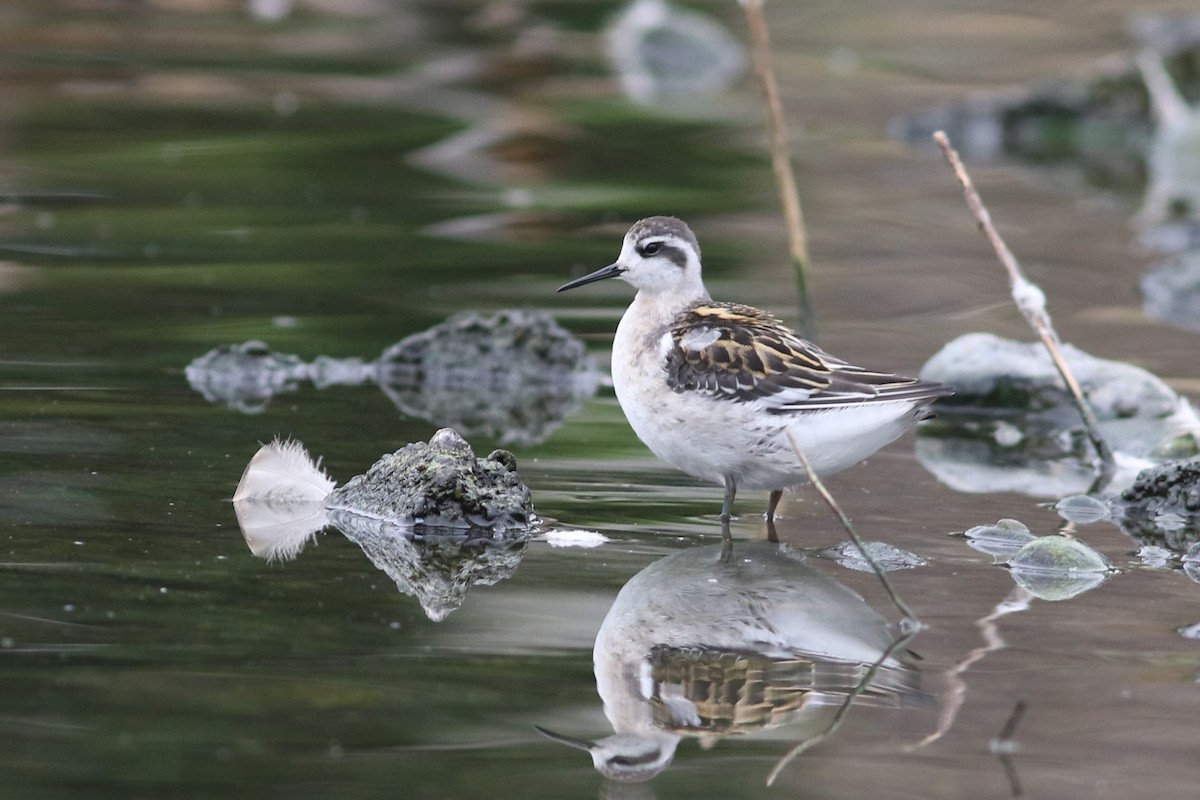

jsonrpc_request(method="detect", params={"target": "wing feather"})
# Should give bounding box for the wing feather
[663,303,952,412]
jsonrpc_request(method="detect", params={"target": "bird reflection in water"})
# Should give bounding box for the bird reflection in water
[537,538,926,783]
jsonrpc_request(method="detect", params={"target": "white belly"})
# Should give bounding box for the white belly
[610,308,923,490]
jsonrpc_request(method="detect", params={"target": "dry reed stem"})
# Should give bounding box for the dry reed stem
[785,430,922,627]
[932,131,1115,470]
[739,0,812,318]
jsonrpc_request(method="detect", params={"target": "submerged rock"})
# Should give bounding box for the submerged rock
[1053,494,1113,524]
[185,340,308,413]
[187,309,601,446]
[1176,620,1200,640]
[1112,456,1200,552]
[922,333,1198,433]
[327,428,534,531]
[1141,252,1200,333]
[375,309,601,447]
[961,518,1039,561]
[823,540,927,572]
[959,518,1113,600]
[604,0,745,106]
[890,20,1200,213]
[1008,533,1113,602]
[918,332,1200,496]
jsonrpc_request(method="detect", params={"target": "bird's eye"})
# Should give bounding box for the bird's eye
[641,241,662,256]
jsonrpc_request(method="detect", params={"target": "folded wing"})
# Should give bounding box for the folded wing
[663,303,951,413]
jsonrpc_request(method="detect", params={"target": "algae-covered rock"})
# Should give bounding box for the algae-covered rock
[1007,535,1113,601]
[957,519,1113,599]
[1009,535,1112,574]
[326,428,534,530]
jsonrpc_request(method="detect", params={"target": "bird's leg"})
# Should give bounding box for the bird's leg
[720,476,737,522]
[719,517,734,561]
[766,489,783,522]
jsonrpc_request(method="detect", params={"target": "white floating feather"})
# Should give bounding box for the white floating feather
[232,439,337,562]
[233,438,336,504]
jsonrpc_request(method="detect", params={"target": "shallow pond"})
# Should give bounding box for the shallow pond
[2,2,1199,798]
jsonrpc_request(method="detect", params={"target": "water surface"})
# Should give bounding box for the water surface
[1,2,1199,798]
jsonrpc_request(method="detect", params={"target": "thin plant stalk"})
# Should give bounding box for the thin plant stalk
[932,131,1115,474]
[766,628,916,785]
[740,0,813,323]
[785,430,921,628]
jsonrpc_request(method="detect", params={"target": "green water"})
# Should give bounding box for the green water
[3,2,1200,799]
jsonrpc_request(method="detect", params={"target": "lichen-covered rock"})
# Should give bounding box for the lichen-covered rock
[326,428,534,530]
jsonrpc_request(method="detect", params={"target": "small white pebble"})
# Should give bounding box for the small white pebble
[1177,621,1200,640]
[992,421,1023,447]
[544,529,609,548]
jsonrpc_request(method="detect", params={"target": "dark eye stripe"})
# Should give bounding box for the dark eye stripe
[639,241,687,268]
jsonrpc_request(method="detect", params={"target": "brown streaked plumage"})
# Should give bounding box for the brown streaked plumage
[558,216,952,522]
[665,302,941,411]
